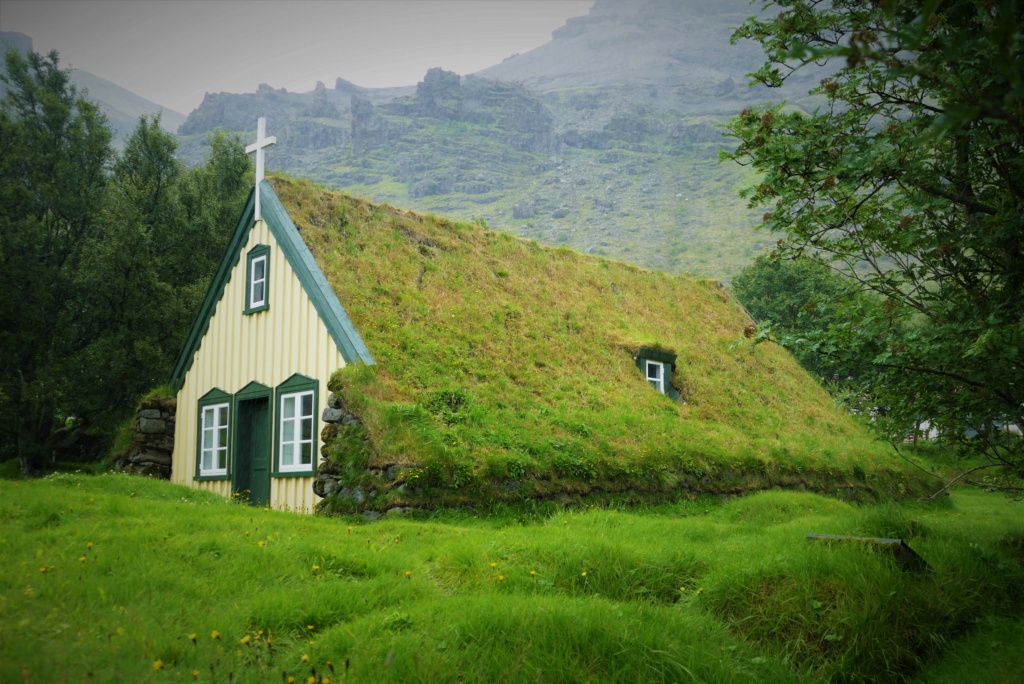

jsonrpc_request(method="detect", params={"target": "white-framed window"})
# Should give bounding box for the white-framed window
[200,402,230,476]
[278,390,315,472]
[646,360,665,393]
[249,254,267,308]
[245,245,270,314]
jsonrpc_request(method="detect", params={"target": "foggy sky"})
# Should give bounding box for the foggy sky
[0,0,594,115]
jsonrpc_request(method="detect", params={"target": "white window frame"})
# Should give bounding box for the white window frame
[646,360,666,394]
[200,402,230,476]
[249,254,267,309]
[278,390,315,473]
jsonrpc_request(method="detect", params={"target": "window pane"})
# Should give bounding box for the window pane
[647,363,661,380]
[301,416,312,441]
[218,426,228,449]
[282,443,294,466]
[253,281,264,304]
[203,408,214,429]
[283,418,294,443]
[201,449,211,471]
[218,406,228,426]
[203,429,213,450]
[283,396,295,419]
[216,447,227,470]
[254,258,265,280]
[301,393,313,417]
[301,443,312,465]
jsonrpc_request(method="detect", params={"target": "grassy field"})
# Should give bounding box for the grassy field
[2,471,1023,683]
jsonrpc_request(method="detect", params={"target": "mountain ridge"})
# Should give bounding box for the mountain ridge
[0,31,186,142]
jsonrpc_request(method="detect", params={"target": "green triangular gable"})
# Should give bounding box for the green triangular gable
[168,181,374,392]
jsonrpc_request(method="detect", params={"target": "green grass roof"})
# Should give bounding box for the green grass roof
[268,175,926,510]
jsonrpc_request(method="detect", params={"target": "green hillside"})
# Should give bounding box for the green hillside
[269,177,927,513]
[173,0,829,282]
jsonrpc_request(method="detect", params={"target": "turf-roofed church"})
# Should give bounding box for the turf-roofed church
[170,118,924,515]
[169,119,373,512]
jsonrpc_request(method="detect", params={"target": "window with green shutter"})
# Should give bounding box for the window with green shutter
[273,374,319,476]
[636,347,681,401]
[195,388,232,480]
[244,244,270,314]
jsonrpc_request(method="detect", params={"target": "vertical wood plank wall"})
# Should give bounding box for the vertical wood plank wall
[171,219,346,513]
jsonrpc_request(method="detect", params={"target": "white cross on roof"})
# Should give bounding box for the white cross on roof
[245,117,277,220]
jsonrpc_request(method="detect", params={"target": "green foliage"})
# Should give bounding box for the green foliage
[731,254,878,383]
[723,1,1024,484]
[2,475,1024,682]
[0,48,251,475]
[0,49,113,474]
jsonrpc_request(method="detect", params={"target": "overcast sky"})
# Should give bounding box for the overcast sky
[0,0,595,115]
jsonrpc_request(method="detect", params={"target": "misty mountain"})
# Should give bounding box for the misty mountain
[0,31,186,144]
[175,0,822,280]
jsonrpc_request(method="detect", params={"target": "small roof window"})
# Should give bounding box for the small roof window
[636,346,681,400]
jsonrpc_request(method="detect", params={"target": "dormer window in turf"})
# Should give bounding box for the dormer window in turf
[274,374,319,476]
[636,347,682,400]
[196,388,232,479]
[245,244,270,314]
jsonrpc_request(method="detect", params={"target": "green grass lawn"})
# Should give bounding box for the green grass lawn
[1,472,1022,683]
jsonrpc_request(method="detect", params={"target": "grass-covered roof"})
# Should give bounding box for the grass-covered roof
[268,175,926,511]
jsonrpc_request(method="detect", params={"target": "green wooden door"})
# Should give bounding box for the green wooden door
[234,397,271,507]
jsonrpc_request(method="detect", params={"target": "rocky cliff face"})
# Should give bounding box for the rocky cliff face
[174,0,819,280]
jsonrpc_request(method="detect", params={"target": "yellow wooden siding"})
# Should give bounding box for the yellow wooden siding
[171,218,346,514]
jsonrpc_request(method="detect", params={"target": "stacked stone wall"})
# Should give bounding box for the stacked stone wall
[115,396,176,479]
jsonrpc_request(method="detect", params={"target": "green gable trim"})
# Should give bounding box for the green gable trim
[168,182,374,392]
[243,244,271,315]
[169,189,257,392]
[637,347,677,366]
[235,380,272,402]
[259,180,374,367]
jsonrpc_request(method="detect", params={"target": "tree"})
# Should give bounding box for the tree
[0,48,252,475]
[731,253,859,378]
[0,49,113,474]
[722,0,1024,486]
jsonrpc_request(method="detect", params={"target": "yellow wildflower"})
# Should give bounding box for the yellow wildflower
[581,571,587,577]
[258,540,266,548]
[405,570,412,579]
[211,630,221,640]
[301,654,310,663]
[191,669,200,678]
[312,565,321,572]
[490,562,497,569]
[498,575,505,582]
[307,624,315,631]
[86,542,93,550]
[530,570,536,577]
[153,659,164,670]
[78,555,86,563]
[188,633,197,644]
[240,635,251,645]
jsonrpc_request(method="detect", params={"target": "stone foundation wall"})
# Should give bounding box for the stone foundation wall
[115,396,176,479]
